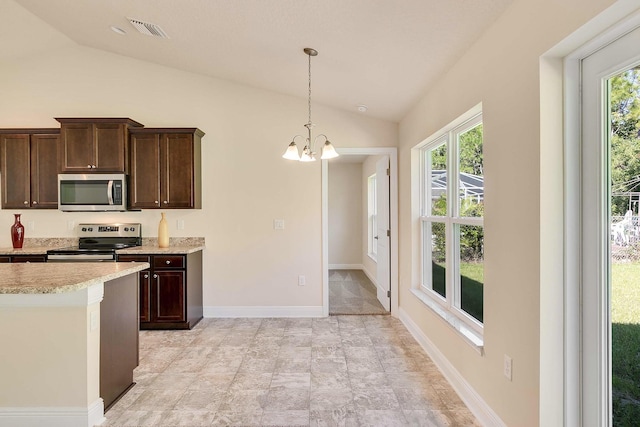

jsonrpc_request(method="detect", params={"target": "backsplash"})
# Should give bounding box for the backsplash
[23,238,78,248]
[142,237,205,247]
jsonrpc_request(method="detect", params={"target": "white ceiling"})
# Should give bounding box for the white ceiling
[8,0,514,122]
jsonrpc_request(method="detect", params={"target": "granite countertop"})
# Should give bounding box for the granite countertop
[0,247,53,255]
[0,262,150,294]
[0,237,205,256]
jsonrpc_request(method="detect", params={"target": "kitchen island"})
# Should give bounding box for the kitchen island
[0,262,149,427]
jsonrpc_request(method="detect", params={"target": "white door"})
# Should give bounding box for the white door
[581,25,640,426]
[376,156,390,311]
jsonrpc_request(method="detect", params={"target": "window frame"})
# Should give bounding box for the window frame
[419,111,484,337]
[367,173,377,259]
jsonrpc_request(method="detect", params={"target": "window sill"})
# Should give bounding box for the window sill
[410,288,484,355]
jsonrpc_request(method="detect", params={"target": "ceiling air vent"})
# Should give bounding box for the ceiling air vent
[128,18,169,38]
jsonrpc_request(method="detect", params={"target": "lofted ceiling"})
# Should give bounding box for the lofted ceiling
[8,0,514,122]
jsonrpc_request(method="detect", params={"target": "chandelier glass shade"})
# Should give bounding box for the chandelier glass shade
[282,48,339,162]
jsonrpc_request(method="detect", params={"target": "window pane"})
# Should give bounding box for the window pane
[372,214,377,255]
[459,224,484,322]
[368,175,377,256]
[424,221,446,298]
[458,124,483,218]
[430,143,447,216]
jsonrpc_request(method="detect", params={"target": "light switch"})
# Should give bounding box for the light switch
[274,219,285,230]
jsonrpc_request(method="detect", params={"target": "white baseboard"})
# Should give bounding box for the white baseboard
[398,308,505,427]
[203,306,324,318]
[0,398,104,427]
[328,264,364,270]
[361,267,378,288]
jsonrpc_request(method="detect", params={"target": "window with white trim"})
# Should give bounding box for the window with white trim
[368,174,377,259]
[420,112,484,331]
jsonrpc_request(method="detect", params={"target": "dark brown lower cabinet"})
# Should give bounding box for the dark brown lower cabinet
[117,251,202,330]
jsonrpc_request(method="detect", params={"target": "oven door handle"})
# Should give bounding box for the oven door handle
[107,180,114,205]
[47,254,115,261]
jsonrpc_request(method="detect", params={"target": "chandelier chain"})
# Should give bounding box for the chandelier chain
[308,52,312,125]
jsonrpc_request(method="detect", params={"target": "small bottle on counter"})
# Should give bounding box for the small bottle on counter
[158,212,169,248]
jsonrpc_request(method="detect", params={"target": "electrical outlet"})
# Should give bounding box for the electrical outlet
[298,275,306,286]
[504,354,512,381]
[27,221,35,231]
[274,219,285,230]
[177,219,185,230]
[67,220,75,231]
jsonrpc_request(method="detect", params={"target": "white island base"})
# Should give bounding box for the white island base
[0,263,148,427]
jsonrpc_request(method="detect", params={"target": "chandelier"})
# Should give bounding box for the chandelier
[282,48,339,162]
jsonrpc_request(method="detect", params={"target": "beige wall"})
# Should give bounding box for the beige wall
[0,7,397,311]
[328,162,362,266]
[0,303,99,406]
[398,0,616,425]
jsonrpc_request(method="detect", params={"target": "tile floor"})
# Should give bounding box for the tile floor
[101,316,480,426]
[329,270,389,316]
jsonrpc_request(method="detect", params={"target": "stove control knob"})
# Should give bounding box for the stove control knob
[88,227,93,232]
[124,227,129,232]
[130,227,136,232]
[81,227,87,232]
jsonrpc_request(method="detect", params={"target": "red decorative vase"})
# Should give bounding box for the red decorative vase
[11,214,24,249]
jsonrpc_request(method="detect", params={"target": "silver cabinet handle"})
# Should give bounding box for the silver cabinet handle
[165,260,170,265]
[87,165,92,168]
[163,200,168,204]
[32,201,37,205]
[143,274,149,279]
[23,201,28,205]
[155,200,159,204]
[153,274,158,279]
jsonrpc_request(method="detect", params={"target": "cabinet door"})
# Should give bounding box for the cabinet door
[95,123,126,172]
[117,254,152,323]
[59,123,95,172]
[1,134,31,209]
[161,133,194,208]
[154,270,185,322]
[129,133,162,209]
[140,270,152,323]
[30,134,59,209]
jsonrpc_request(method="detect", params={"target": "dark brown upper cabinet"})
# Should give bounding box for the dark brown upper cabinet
[56,118,143,173]
[129,128,204,209]
[0,129,60,209]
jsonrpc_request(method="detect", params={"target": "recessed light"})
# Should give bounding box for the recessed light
[110,26,126,35]
[356,104,368,113]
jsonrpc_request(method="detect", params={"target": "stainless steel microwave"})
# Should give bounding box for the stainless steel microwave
[58,173,127,211]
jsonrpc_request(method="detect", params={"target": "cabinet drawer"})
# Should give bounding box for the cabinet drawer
[117,254,151,264]
[153,255,185,269]
[13,255,46,263]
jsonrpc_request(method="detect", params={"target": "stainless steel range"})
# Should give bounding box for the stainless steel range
[47,223,142,262]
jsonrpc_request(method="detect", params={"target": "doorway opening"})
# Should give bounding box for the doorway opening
[321,147,398,317]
